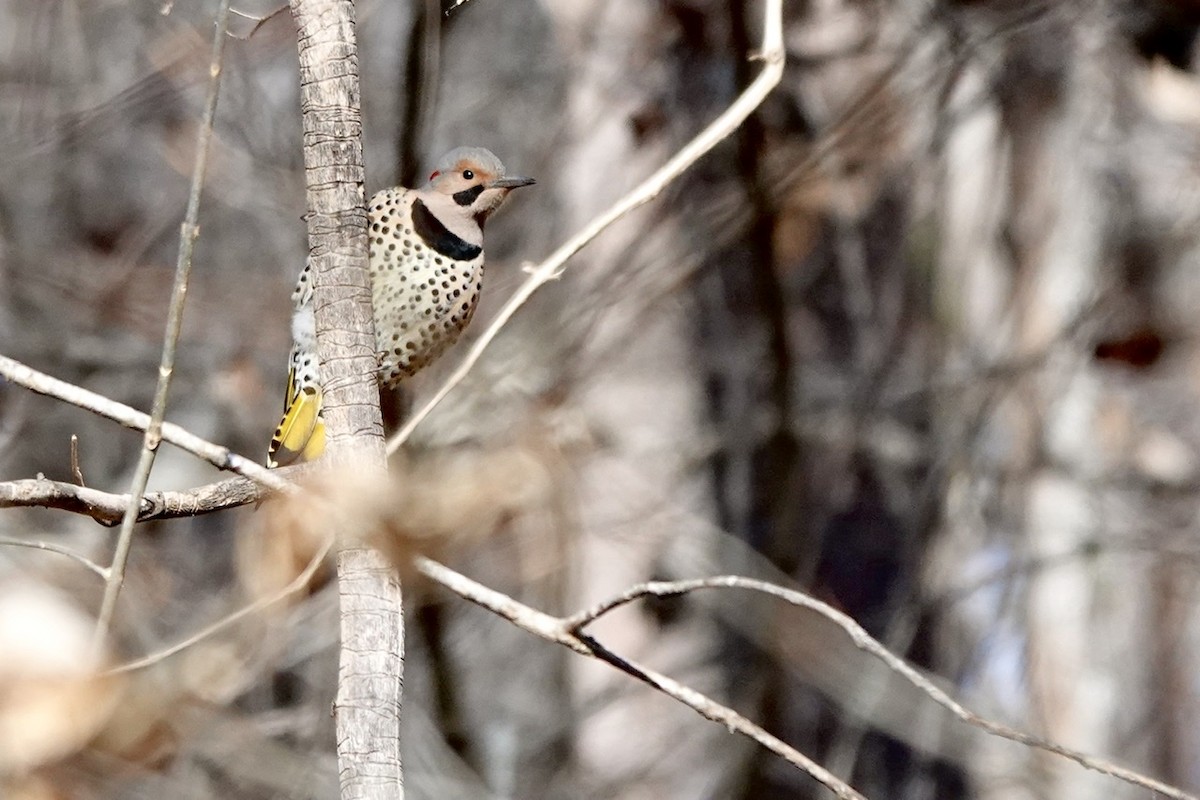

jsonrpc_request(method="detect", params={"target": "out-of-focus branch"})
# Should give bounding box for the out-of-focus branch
[564,576,1199,800]
[0,536,108,579]
[396,0,440,186]
[413,556,866,800]
[110,532,335,675]
[386,0,786,453]
[0,354,290,493]
[94,0,234,653]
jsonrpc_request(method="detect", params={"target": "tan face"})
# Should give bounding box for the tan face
[427,156,535,222]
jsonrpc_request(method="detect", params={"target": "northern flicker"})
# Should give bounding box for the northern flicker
[267,147,534,467]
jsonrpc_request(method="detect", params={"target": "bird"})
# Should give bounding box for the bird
[266,146,535,468]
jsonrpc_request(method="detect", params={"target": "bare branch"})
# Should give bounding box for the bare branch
[564,576,1198,800]
[229,4,288,39]
[94,0,234,653]
[0,536,108,579]
[0,475,262,525]
[443,0,477,15]
[108,533,334,675]
[70,434,85,487]
[386,0,786,453]
[413,557,865,800]
[0,353,290,493]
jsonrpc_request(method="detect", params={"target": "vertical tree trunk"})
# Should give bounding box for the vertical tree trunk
[289,1,402,797]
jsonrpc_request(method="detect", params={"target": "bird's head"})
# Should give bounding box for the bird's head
[423,147,535,228]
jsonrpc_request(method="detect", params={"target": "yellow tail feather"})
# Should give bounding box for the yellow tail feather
[267,385,325,467]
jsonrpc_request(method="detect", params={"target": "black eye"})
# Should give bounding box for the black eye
[462,169,474,180]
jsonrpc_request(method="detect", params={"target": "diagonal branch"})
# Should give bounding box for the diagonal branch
[108,532,335,675]
[0,353,289,493]
[0,536,108,579]
[93,0,234,653]
[386,0,786,453]
[565,576,1199,800]
[413,556,866,800]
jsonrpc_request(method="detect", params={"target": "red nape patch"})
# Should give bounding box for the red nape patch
[429,171,440,180]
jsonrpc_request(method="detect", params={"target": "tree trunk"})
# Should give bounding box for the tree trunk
[290,1,402,797]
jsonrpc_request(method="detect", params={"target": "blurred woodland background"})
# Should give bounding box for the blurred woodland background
[3,0,1200,798]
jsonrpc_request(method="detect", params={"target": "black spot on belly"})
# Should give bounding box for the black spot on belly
[411,199,482,261]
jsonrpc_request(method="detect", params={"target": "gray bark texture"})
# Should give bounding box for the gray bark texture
[290,1,402,797]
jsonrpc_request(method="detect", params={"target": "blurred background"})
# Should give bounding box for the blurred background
[3,0,1200,798]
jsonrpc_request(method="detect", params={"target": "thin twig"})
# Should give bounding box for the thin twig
[0,390,27,464]
[92,0,234,654]
[564,576,1198,800]
[70,434,85,486]
[413,556,865,800]
[109,533,335,674]
[444,0,476,16]
[386,0,786,453]
[229,4,288,40]
[0,536,109,579]
[0,354,288,492]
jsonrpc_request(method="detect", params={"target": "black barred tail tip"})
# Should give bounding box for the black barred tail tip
[267,385,326,467]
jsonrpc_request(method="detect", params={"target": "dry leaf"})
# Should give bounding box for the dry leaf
[0,582,124,775]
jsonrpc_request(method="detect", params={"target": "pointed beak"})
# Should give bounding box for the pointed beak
[490,176,536,189]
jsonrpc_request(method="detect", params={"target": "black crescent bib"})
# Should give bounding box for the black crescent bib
[412,199,483,261]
